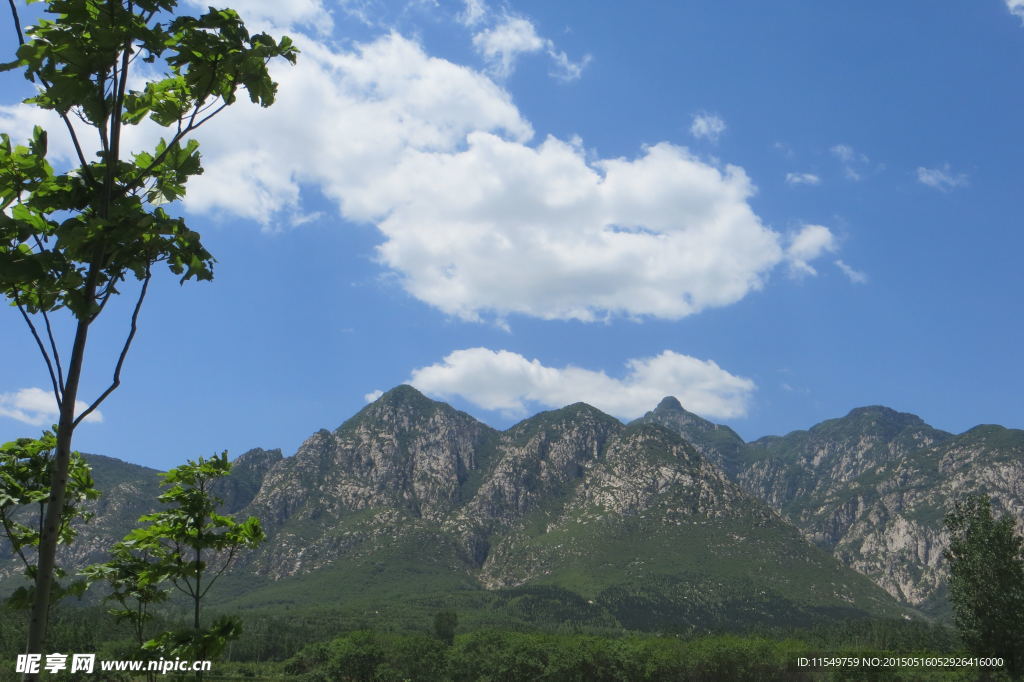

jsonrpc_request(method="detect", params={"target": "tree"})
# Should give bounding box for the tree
[0,0,296,654]
[80,541,170,681]
[944,494,1024,677]
[97,452,263,680]
[433,610,457,647]
[0,431,98,610]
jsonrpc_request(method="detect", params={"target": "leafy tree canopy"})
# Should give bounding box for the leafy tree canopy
[1,0,297,321]
[944,494,1024,677]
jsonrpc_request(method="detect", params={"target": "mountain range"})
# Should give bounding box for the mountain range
[4,385,1022,632]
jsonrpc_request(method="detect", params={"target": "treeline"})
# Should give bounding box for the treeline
[279,629,987,682]
[0,608,978,681]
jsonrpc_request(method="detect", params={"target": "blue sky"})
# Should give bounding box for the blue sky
[2,1,1023,470]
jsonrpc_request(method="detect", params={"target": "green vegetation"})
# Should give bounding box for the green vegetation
[0,0,296,653]
[944,494,1024,677]
[0,431,98,612]
[0,609,980,681]
[85,453,265,679]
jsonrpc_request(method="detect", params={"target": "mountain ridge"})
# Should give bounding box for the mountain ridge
[6,385,1020,630]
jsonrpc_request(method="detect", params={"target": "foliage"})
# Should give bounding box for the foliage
[0,605,979,681]
[86,451,264,678]
[0,0,298,319]
[944,494,1024,677]
[0,0,295,652]
[0,430,98,607]
[281,628,991,682]
[79,539,169,678]
[433,610,457,646]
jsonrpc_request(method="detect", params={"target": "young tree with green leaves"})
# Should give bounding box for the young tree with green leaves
[93,452,263,679]
[0,430,99,609]
[81,540,170,681]
[0,0,296,654]
[944,494,1024,678]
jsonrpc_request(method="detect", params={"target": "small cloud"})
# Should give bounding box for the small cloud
[773,141,795,158]
[459,0,488,26]
[408,348,755,420]
[0,387,103,426]
[289,211,323,228]
[786,224,836,277]
[830,144,869,181]
[916,164,968,192]
[473,16,546,77]
[547,48,591,82]
[364,389,384,402]
[472,14,589,82]
[835,259,868,284]
[690,112,726,143]
[1008,0,1024,23]
[785,172,820,186]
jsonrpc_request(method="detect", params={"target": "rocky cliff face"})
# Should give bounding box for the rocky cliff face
[220,389,908,625]
[642,402,1024,610]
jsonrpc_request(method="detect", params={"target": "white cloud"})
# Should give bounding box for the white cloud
[471,14,589,81]
[407,348,755,420]
[785,172,820,186]
[830,144,869,181]
[459,0,488,27]
[364,389,384,402]
[189,33,838,322]
[1008,0,1024,22]
[185,0,333,34]
[472,16,545,78]
[0,387,103,427]
[835,259,868,284]
[690,113,726,143]
[547,48,591,83]
[773,141,795,158]
[181,32,532,225]
[1,31,836,324]
[916,164,968,191]
[786,224,836,276]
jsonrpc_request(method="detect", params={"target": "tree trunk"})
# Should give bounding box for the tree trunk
[24,314,91,663]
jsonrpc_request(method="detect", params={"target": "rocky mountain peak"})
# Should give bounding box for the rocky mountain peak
[336,385,493,443]
[832,405,931,432]
[654,395,684,412]
[633,397,747,476]
[642,397,724,434]
[232,447,283,471]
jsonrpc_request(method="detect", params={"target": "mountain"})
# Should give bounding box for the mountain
[0,454,162,585]
[639,402,1024,614]
[1,385,919,633]
[13,387,1020,628]
[211,387,910,629]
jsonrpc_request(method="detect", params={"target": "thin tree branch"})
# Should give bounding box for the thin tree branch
[74,268,151,427]
[0,515,33,571]
[40,311,65,393]
[7,0,99,189]
[6,0,24,45]
[124,100,229,195]
[198,547,236,600]
[15,296,63,408]
[91,275,119,322]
